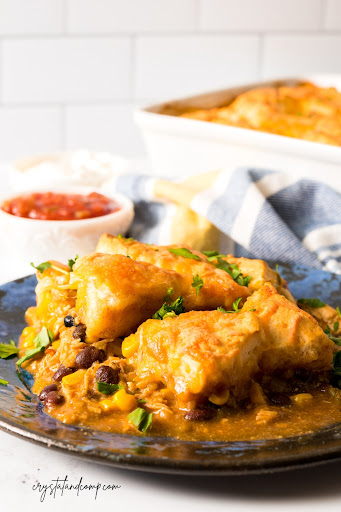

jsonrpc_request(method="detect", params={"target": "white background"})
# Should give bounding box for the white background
[0,0,341,162]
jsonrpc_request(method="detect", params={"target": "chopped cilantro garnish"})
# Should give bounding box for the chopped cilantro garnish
[215,258,251,287]
[152,297,185,320]
[217,306,227,313]
[0,340,19,359]
[203,250,227,262]
[68,255,79,271]
[334,322,339,332]
[217,298,242,314]
[163,287,174,302]
[191,274,203,295]
[275,264,282,285]
[17,326,52,367]
[168,248,201,261]
[232,297,242,311]
[203,250,220,257]
[297,298,326,308]
[138,398,147,404]
[337,306,341,318]
[97,382,122,395]
[31,261,52,273]
[31,261,69,275]
[325,326,341,346]
[0,378,8,386]
[127,408,152,433]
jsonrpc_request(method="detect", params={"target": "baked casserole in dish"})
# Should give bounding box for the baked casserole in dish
[180,82,341,147]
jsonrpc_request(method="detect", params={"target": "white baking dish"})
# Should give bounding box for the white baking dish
[134,74,341,179]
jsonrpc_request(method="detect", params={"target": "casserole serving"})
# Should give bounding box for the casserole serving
[2,235,341,443]
[135,74,341,178]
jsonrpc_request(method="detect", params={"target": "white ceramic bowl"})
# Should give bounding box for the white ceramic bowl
[135,74,341,179]
[8,150,131,193]
[0,187,134,267]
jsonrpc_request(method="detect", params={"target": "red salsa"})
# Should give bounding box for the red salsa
[1,192,120,221]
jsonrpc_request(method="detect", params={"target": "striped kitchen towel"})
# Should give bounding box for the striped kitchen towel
[109,167,341,274]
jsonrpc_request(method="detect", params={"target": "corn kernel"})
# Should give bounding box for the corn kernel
[209,389,230,405]
[21,332,37,349]
[249,382,267,406]
[22,326,36,337]
[122,334,138,358]
[255,408,278,424]
[292,393,313,406]
[112,389,137,412]
[62,369,86,388]
[52,340,61,351]
[100,399,116,412]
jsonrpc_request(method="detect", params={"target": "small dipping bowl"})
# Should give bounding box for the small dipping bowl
[0,187,134,266]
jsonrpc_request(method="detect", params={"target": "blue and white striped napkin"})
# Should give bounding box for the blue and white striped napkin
[110,168,341,274]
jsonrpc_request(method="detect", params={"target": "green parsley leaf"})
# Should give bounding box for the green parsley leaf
[97,381,122,395]
[31,261,69,275]
[68,255,79,271]
[138,398,147,404]
[17,326,51,367]
[297,298,326,308]
[275,264,282,285]
[127,407,153,433]
[163,287,174,302]
[217,298,242,314]
[334,322,340,332]
[333,351,341,372]
[217,306,228,314]
[203,250,227,262]
[0,378,8,386]
[337,306,341,318]
[215,258,251,287]
[168,248,201,261]
[325,326,341,346]
[232,297,242,311]
[191,274,203,295]
[31,261,52,273]
[202,250,220,257]
[249,308,256,312]
[0,340,19,359]
[152,297,185,320]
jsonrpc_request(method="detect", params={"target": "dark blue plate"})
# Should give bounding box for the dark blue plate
[1,263,341,475]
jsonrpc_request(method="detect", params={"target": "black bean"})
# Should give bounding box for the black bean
[64,315,75,328]
[44,391,64,408]
[294,369,311,382]
[184,408,215,421]
[39,384,57,401]
[96,365,119,385]
[74,345,106,369]
[291,382,307,394]
[267,392,291,406]
[52,365,75,382]
[72,323,87,341]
